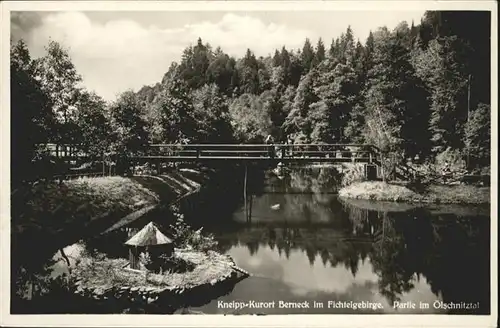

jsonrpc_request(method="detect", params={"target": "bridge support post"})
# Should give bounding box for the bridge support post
[366,164,378,181]
[244,164,248,221]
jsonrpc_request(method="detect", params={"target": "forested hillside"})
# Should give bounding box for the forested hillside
[11,11,491,185]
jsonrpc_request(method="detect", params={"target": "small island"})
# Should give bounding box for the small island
[71,222,249,314]
[339,181,490,204]
[338,155,490,205]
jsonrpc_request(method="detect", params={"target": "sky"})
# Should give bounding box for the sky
[11,10,426,101]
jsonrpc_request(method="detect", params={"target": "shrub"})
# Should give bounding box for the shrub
[341,163,366,187]
[170,214,218,252]
[435,147,466,174]
[464,103,490,169]
[157,254,195,273]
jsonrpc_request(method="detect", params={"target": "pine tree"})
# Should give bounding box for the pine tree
[272,49,282,67]
[313,38,326,67]
[283,70,319,142]
[206,51,238,96]
[337,26,356,64]
[289,50,304,87]
[345,33,373,144]
[178,37,212,89]
[301,38,315,72]
[328,38,336,58]
[237,49,260,94]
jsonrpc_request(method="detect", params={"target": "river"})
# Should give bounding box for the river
[35,167,491,315]
[189,168,491,315]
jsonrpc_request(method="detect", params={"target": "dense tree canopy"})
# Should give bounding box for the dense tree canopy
[11,11,491,185]
[11,40,54,183]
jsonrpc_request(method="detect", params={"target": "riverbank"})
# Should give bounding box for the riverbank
[340,197,490,217]
[339,181,490,205]
[12,173,203,257]
[11,169,249,313]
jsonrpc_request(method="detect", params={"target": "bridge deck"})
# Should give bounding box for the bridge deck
[32,143,381,181]
[38,143,381,165]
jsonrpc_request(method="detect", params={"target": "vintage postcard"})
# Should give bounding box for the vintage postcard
[1,1,497,327]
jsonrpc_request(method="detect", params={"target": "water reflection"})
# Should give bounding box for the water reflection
[197,168,490,315]
[11,166,490,315]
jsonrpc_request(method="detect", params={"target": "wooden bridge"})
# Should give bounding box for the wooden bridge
[37,143,382,181]
[129,143,381,164]
[41,143,381,164]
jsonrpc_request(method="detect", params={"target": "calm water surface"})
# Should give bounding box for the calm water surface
[192,170,490,315]
[44,168,491,315]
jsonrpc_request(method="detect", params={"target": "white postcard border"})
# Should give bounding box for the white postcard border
[1,1,497,327]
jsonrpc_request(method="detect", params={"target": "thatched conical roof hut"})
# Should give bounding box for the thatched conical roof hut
[125,222,173,247]
[125,222,173,270]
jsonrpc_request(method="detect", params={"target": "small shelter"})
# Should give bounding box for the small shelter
[125,222,174,270]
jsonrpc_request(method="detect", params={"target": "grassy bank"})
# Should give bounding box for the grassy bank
[12,173,204,241]
[339,181,490,205]
[12,177,159,254]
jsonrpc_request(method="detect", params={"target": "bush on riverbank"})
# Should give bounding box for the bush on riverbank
[339,181,490,204]
[170,215,218,252]
[340,163,367,187]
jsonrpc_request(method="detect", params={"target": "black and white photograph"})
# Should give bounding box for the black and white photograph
[1,1,497,327]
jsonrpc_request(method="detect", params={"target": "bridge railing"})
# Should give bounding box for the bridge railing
[144,143,380,162]
[35,143,381,164]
